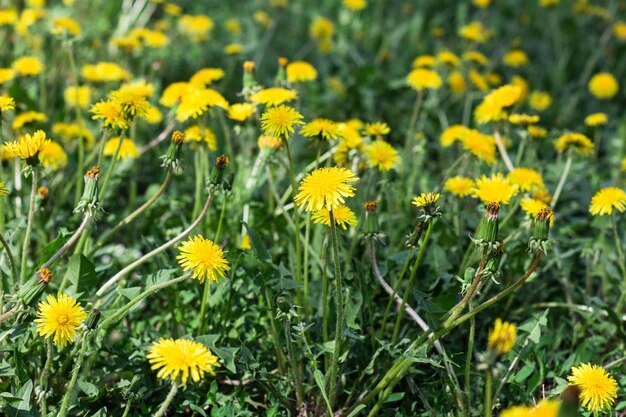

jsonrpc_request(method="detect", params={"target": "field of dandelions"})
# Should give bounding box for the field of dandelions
[0,0,626,416]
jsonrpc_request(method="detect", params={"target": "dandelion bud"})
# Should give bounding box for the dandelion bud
[74,166,102,216]
[529,207,553,253]
[85,309,101,330]
[275,57,288,86]
[16,268,52,307]
[37,185,49,199]
[406,221,424,248]
[243,61,258,92]
[160,130,185,171]
[207,155,230,192]
[216,155,229,169]
[472,202,500,249]
[363,201,383,241]
[482,241,504,280]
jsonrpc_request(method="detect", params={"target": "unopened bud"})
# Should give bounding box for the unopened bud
[74,166,101,216]
[473,202,500,248]
[85,309,101,330]
[160,131,185,171]
[38,185,49,199]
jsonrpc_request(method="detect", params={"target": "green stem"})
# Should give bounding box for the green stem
[484,370,492,417]
[263,286,287,375]
[550,153,572,209]
[404,90,423,156]
[57,332,90,417]
[611,214,626,309]
[391,221,434,344]
[214,195,228,243]
[197,280,211,335]
[20,170,38,284]
[99,274,190,330]
[283,318,304,408]
[90,170,172,255]
[379,247,414,339]
[0,230,18,289]
[327,208,344,408]
[465,303,475,411]
[153,382,179,417]
[284,140,302,299]
[37,338,53,416]
[98,129,127,200]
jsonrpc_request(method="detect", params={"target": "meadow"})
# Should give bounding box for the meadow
[0,0,625,416]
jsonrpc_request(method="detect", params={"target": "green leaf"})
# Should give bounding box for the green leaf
[241,222,270,261]
[33,228,72,270]
[313,370,333,416]
[3,380,37,417]
[118,287,142,301]
[77,380,99,398]
[188,404,208,417]
[346,405,366,417]
[67,254,98,296]
[384,392,405,403]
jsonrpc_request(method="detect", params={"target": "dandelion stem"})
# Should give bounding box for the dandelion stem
[95,191,214,298]
[611,214,626,309]
[153,382,179,417]
[391,220,434,344]
[37,338,53,416]
[98,130,126,201]
[484,370,493,417]
[550,153,572,209]
[57,332,90,417]
[0,229,18,290]
[327,208,344,408]
[283,317,304,408]
[20,170,38,284]
[197,281,211,335]
[404,90,423,155]
[494,129,514,172]
[284,140,302,299]
[379,247,414,338]
[465,302,475,411]
[90,170,172,255]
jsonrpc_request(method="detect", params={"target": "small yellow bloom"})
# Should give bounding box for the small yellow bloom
[301,118,340,140]
[589,187,626,216]
[364,140,399,172]
[529,91,552,111]
[312,205,357,229]
[444,176,475,197]
[260,105,304,139]
[12,111,47,131]
[584,112,608,127]
[447,71,467,95]
[190,68,225,86]
[177,235,230,284]
[472,173,518,205]
[227,103,255,122]
[178,14,214,42]
[502,50,528,67]
[412,54,436,68]
[258,135,282,150]
[64,86,92,109]
[554,132,593,156]
[459,21,491,43]
[240,234,252,250]
[147,338,221,385]
[185,125,217,151]
[295,166,359,212]
[488,318,516,354]
[412,192,440,208]
[39,141,68,170]
[175,88,228,122]
[615,21,626,41]
[0,68,15,84]
[50,17,81,36]
[507,167,544,192]
[81,62,130,82]
[363,122,390,137]
[509,113,539,125]
[286,61,318,83]
[343,0,366,11]
[440,125,469,147]
[2,130,50,163]
[568,363,617,413]
[461,130,496,164]
[474,85,522,124]
[407,68,442,91]
[12,56,43,76]
[0,95,15,112]
[462,51,489,66]
[249,87,298,106]
[224,43,244,55]
[103,137,139,160]
[35,293,87,346]
[91,101,127,129]
[588,72,619,99]
[527,125,547,139]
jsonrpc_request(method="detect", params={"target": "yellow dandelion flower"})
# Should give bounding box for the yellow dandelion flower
[260,105,304,139]
[447,71,467,95]
[500,406,530,417]
[310,17,334,53]
[12,56,43,76]
[469,70,490,92]
[81,62,130,82]
[527,125,548,139]
[227,103,255,122]
[185,125,217,151]
[190,67,225,86]
[412,192,440,208]
[364,140,399,172]
[50,16,81,36]
[568,363,617,413]
[461,130,497,164]
[147,338,220,385]
[406,68,442,91]
[472,173,518,205]
[178,14,214,42]
[34,293,87,346]
[224,43,244,55]
[344,0,366,11]
[103,137,139,160]
[440,125,469,147]
[250,87,298,106]
[584,112,608,127]
[240,234,252,250]
[109,88,150,120]
[91,101,127,129]
[511,75,529,102]
[258,134,282,150]
[160,82,192,107]
[295,166,359,212]
[488,318,517,354]
[286,61,318,83]
[459,21,491,43]
[474,85,521,124]
[177,235,230,284]
[363,122,390,137]
[176,88,229,122]
[509,113,539,125]
[554,132,593,156]
[12,111,47,131]
[412,54,436,68]
[52,122,95,148]
[529,91,552,111]
[502,50,528,67]
[144,105,163,125]
[444,176,475,197]
[462,51,489,66]
[0,9,18,26]
[311,205,358,229]
[507,167,543,192]
[164,3,182,16]
[615,21,626,41]
[253,11,272,28]
[301,118,340,140]
[539,0,560,6]
[621,158,626,172]
[39,141,68,170]
[2,130,50,163]
[118,80,155,99]
[520,197,554,221]
[0,181,8,197]
[588,73,619,99]
[64,86,92,108]
[0,68,15,84]
[589,187,626,216]
[0,95,15,112]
